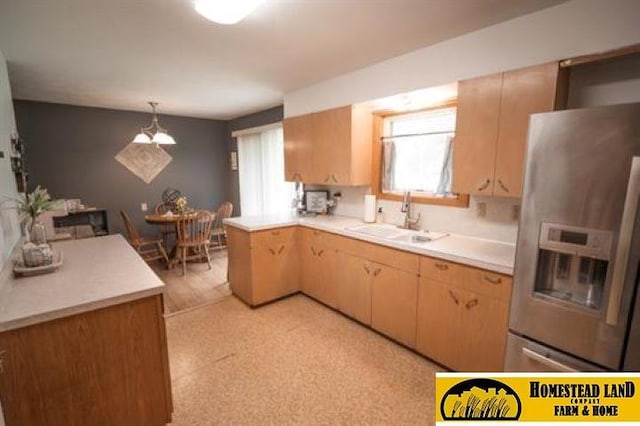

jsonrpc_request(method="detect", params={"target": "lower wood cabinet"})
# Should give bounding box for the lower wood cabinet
[0,296,173,426]
[371,263,419,348]
[416,258,511,371]
[301,238,337,308]
[227,225,512,371]
[336,253,372,325]
[227,226,299,306]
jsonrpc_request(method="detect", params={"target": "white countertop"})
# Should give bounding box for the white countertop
[225,214,516,275]
[0,235,165,332]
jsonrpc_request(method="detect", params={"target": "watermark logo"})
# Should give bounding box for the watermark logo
[440,378,522,421]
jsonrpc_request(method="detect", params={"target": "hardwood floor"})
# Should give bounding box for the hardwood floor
[152,250,230,315]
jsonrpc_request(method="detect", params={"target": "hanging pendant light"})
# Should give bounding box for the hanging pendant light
[132,102,176,145]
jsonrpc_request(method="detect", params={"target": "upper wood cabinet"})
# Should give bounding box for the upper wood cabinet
[283,105,373,185]
[452,62,567,197]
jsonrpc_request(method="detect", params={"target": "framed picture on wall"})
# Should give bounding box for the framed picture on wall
[304,190,329,213]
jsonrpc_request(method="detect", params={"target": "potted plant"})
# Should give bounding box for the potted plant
[14,186,56,266]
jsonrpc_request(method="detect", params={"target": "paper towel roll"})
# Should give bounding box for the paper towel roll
[364,195,376,223]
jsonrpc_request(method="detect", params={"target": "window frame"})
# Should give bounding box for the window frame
[370,101,469,208]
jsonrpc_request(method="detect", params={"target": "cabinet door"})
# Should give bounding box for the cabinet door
[227,226,253,304]
[302,243,338,308]
[371,263,418,348]
[494,62,562,197]
[452,73,502,195]
[252,241,298,305]
[457,291,510,372]
[336,254,372,325]
[283,114,313,182]
[416,278,461,368]
[312,106,352,185]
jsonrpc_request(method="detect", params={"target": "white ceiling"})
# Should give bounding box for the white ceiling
[0,0,567,120]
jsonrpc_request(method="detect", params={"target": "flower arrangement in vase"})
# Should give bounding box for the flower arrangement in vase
[175,196,188,213]
[14,186,56,266]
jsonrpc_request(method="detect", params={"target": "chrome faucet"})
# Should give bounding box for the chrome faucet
[400,191,421,230]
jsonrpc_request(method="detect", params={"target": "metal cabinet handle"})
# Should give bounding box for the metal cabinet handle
[465,298,479,309]
[448,290,459,305]
[607,156,640,325]
[331,173,338,183]
[435,263,449,271]
[373,268,381,276]
[497,178,510,193]
[268,248,276,255]
[484,275,502,285]
[477,178,491,191]
[364,265,370,274]
[278,245,285,254]
[324,175,330,183]
[317,249,324,257]
[310,247,317,256]
[522,347,578,372]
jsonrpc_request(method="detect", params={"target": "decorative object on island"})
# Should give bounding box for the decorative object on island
[131,102,177,145]
[11,186,58,268]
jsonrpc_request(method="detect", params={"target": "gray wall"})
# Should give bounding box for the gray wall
[14,100,229,237]
[226,105,283,216]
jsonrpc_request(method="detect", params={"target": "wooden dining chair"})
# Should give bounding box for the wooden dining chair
[209,202,233,251]
[120,210,169,267]
[175,210,215,275]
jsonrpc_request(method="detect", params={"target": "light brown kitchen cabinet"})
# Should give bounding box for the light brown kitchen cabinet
[371,262,419,348]
[0,296,173,425]
[336,253,372,325]
[227,226,299,306]
[283,114,313,182]
[452,62,567,197]
[283,105,373,185]
[416,257,512,371]
[300,230,338,308]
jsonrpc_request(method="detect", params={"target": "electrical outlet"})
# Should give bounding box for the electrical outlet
[476,202,486,218]
[141,202,148,212]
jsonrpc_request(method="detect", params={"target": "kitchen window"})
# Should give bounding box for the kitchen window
[374,106,468,207]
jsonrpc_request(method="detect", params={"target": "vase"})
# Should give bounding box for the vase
[30,220,47,245]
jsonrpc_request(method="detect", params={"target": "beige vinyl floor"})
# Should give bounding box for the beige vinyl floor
[165,293,443,425]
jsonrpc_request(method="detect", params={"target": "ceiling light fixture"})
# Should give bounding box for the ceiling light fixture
[132,102,176,145]
[194,0,265,25]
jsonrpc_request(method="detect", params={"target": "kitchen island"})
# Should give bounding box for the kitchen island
[225,214,516,372]
[0,235,172,425]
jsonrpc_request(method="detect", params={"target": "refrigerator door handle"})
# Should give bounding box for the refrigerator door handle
[606,156,640,326]
[522,347,578,372]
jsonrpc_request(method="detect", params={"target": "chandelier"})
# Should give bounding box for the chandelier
[132,102,176,145]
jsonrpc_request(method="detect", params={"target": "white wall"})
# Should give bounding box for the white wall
[286,0,640,244]
[0,48,20,271]
[284,0,640,117]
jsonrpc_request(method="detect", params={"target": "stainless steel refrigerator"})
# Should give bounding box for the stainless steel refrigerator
[505,103,640,372]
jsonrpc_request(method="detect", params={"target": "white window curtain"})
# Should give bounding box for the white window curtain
[237,126,295,216]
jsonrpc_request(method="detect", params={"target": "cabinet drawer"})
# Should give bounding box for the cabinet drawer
[370,245,419,274]
[420,257,464,285]
[465,268,512,302]
[252,226,297,247]
[299,227,326,246]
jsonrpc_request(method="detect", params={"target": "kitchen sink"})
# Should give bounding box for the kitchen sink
[345,224,448,244]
